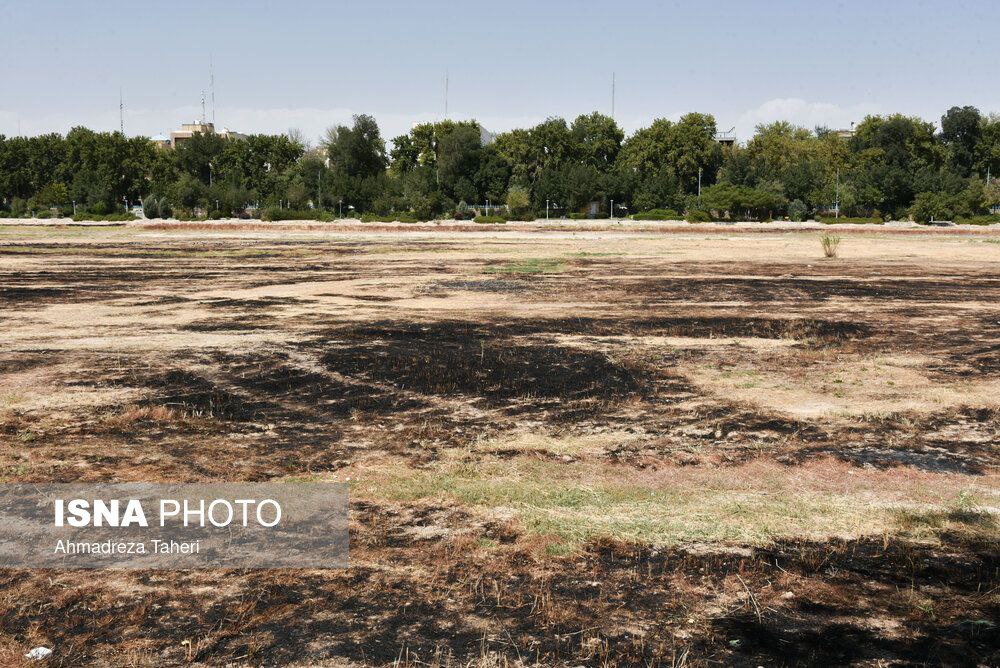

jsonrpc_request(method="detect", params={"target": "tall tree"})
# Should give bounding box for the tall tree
[940,106,983,177]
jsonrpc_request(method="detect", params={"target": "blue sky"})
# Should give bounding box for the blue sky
[1,0,998,143]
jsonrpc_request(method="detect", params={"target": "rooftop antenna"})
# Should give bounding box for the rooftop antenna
[611,72,616,119]
[210,54,216,124]
[444,68,449,119]
[119,87,124,134]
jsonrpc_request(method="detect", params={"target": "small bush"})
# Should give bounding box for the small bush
[819,216,881,224]
[474,215,507,224]
[821,233,841,258]
[142,196,173,219]
[788,200,808,222]
[567,212,589,220]
[955,214,1000,226]
[71,212,136,222]
[685,209,711,223]
[360,213,423,223]
[631,208,680,221]
[261,208,332,222]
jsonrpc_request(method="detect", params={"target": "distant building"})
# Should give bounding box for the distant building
[715,128,736,147]
[834,123,856,140]
[167,121,245,148]
[150,134,171,150]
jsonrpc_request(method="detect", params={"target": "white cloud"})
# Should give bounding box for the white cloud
[729,98,883,138]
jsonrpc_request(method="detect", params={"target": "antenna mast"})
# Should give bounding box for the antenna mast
[444,69,449,119]
[201,90,206,124]
[611,72,615,119]
[119,87,124,134]
[210,55,216,124]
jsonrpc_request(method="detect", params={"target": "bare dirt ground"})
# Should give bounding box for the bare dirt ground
[0,221,998,666]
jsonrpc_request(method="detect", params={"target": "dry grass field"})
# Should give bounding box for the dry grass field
[0,220,998,666]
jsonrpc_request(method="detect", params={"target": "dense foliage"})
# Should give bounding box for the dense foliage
[1,107,998,222]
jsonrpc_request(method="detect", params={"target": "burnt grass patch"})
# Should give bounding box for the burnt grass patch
[210,351,430,419]
[337,315,871,343]
[617,274,1000,304]
[319,322,653,405]
[180,317,277,332]
[0,524,995,667]
[137,369,257,421]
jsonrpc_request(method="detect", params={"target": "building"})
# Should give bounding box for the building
[834,123,856,140]
[167,121,245,148]
[150,134,171,150]
[715,128,736,147]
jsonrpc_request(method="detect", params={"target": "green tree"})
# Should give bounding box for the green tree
[940,106,982,177]
[569,112,623,168]
[323,114,387,179]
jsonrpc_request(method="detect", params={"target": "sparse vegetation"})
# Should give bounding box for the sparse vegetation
[820,233,841,257]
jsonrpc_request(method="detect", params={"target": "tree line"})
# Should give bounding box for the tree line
[1,106,998,223]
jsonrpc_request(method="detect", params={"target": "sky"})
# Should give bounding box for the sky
[1,0,998,144]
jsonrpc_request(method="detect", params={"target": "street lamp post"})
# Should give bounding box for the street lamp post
[610,199,614,220]
[338,199,343,218]
[835,168,840,219]
[698,167,703,208]
[546,199,550,220]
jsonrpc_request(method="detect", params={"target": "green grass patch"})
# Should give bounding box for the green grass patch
[353,458,993,548]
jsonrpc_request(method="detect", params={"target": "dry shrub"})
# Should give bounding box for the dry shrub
[102,405,185,431]
[820,233,841,258]
[0,411,27,434]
